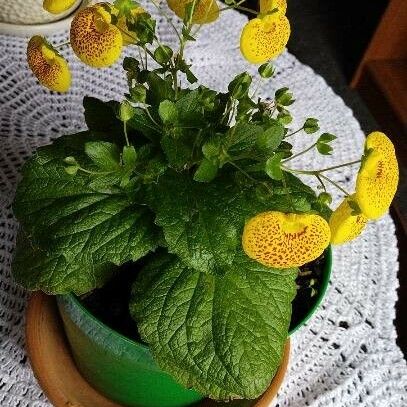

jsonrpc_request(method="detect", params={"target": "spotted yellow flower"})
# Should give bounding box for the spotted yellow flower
[329,195,368,245]
[242,211,330,268]
[27,36,71,93]
[259,0,287,16]
[70,4,123,68]
[240,13,290,64]
[43,0,77,14]
[167,0,219,24]
[355,132,398,220]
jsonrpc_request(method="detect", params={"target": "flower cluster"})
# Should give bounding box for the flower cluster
[27,0,290,92]
[244,131,398,268]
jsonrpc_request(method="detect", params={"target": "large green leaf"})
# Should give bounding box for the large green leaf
[130,253,297,400]
[13,232,116,295]
[146,171,262,275]
[12,133,160,294]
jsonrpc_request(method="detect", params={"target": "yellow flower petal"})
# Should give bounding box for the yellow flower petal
[43,0,77,14]
[70,5,123,68]
[27,36,71,93]
[355,132,399,219]
[329,195,368,245]
[240,14,290,64]
[242,211,330,268]
[167,0,219,24]
[259,0,287,16]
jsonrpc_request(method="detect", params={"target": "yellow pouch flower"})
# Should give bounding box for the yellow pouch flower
[259,0,287,16]
[355,132,399,220]
[329,195,368,245]
[27,36,71,93]
[242,211,330,268]
[43,0,77,14]
[240,14,290,64]
[70,4,123,68]
[167,0,219,24]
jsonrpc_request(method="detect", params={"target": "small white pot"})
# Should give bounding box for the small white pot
[0,0,82,25]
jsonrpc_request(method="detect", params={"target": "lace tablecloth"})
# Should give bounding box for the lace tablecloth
[0,3,406,406]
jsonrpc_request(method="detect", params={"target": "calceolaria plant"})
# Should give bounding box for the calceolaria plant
[16,0,398,401]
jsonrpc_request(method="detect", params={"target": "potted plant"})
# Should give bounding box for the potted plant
[13,0,399,406]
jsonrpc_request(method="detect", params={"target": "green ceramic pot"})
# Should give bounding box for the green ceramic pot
[57,247,332,407]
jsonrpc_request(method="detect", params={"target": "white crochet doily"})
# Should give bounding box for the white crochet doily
[0,3,406,406]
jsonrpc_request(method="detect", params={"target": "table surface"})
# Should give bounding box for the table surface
[0,3,406,406]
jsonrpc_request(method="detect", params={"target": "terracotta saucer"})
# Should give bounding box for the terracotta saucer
[26,292,290,407]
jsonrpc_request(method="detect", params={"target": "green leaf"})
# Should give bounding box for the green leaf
[175,89,204,126]
[228,72,252,100]
[127,108,161,141]
[12,133,160,294]
[256,122,285,153]
[275,87,294,106]
[130,84,147,103]
[84,141,121,171]
[303,118,319,134]
[158,100,178,124]
[193,158,218,182]
[130,253,297,400]
[83,97,122,135]
[160,132,193,170]
[146,171,265,275]
[13,232,117,295]
[122,145,137,169]
[318,192,332,205]
[154,45,173,65]
[120,100,135,122]
[265,152,285,180]
[316,142,333,155]
[277,108,292,125]
[145,72,175,106]
[258,62,275,78]
[318,132,337,143]
[226,122,263,155]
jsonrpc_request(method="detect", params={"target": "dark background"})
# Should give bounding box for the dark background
[242,0,407,358]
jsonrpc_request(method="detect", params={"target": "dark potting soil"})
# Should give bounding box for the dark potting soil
[79,253,327,341]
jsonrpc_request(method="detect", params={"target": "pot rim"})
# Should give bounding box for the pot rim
[62,245,332,348]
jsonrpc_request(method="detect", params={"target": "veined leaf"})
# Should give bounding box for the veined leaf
[12,133,160,294]
[130,253,297,400]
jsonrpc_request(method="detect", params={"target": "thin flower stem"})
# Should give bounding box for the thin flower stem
[285,127,304,138]
[232,5,258,16]
[282,143,317,163]
[142,105,160,127]
[281,172,295,210]
[228,161,257,183]
[315,174,327,192]
[149,0,182,43]
[318,174,350,196]
[316,159,362,173]
[123,121,130,146]
[55,41,70,48]
[281,165,351,196]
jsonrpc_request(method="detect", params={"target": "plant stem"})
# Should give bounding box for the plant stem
[149,0,182,43]
[55,41,70,48]
[316,159,361,173]
[285,127,304,138]
[282,143,317,163]
[318,174,350,196]
[123,121,130,146]
[315,174,327,192]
